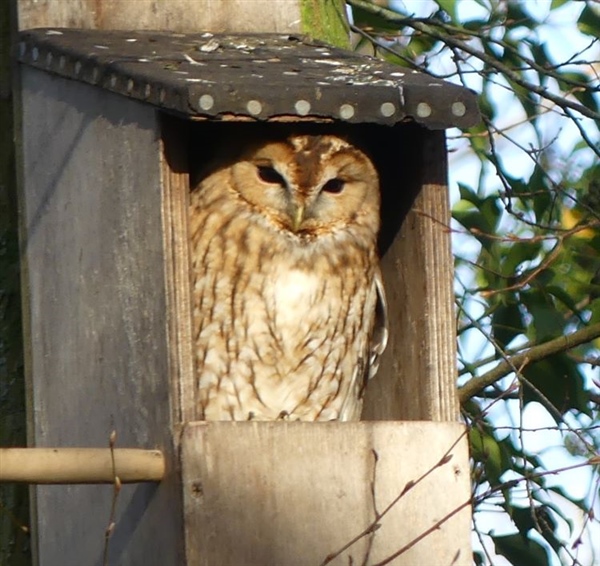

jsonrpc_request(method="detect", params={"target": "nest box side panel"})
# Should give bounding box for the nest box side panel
[160,116,196,426]
[363,129,458,422]
[18,67,183,565]
[182,422,471,566]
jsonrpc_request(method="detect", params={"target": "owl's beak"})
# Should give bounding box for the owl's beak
[292,204,305,232]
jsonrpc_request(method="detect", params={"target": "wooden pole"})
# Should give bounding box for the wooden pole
[15,0,350,47]
[0,448,165,484]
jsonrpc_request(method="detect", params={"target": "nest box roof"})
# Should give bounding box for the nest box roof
[17,28,479,129]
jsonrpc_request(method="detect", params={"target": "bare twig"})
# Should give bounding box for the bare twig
[347,0,600,120]
[320,432,466,565]
[103,431,122,566]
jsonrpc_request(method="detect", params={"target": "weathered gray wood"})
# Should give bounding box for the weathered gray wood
[182,421,471,566]
[17,0,301,33]
[19,0,326,35]
[18,67,183,565]
[16,0,351,49]
[363,128,459,422]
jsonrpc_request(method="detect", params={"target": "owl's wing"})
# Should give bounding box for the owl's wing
[339,270,388,421]
[367,269,389,382]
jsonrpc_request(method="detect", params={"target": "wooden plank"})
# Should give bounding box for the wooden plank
[363,128,458,422]
[18,67,183,565]
[182,421,471,566]
[160,116,196,426]
[16,0,350,46]
[17,0,301,33]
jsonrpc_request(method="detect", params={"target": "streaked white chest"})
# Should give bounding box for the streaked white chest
[268,268,324,327]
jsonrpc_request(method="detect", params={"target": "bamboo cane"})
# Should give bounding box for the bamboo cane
[0,448,165,483]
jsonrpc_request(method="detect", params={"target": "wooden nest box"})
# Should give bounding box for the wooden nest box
[15,29,479,565]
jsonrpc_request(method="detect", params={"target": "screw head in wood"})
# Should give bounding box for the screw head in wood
[247,100,262,115]
[199,94,215,111]
[339,104,355,119]
[416,102,432,118]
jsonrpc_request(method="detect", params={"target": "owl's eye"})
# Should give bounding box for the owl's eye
[257,166,286,187]
[322,178,345,194]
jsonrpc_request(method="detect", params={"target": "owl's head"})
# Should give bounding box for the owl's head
[229,134,380,239]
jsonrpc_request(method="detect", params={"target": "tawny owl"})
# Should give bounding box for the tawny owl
[189,131,387,421]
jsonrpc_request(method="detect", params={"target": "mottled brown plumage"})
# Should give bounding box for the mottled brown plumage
[190,133,387,421]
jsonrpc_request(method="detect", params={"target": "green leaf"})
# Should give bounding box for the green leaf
[546,285,582,316]
[510,506,539,537]
[350,6,403,33]
[535,507,562,554]
[528,165,554,223]
[477,87,496,122]
[578,5,600,37]
[469,427,505,486]
[492,300,524,350]
[521,355,589,417]
[550,0,569,9]
[463,18,490,32]
[522,291,565,342]
[435,0,456,20]
[492,533,550,566]
[505,3,536,27]
[506,505,563,557]
[480,198,502,234]
[502,240,543,276]
[589,298,600,324]
[557,72,599,113]
[529,41,551,72]
[453,191,501,253]
[404,32,439,59]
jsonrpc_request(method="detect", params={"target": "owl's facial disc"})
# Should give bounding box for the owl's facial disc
[231,135,380,236]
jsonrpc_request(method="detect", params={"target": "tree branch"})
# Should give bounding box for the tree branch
[346,0,600,120]
[458,322,600,403]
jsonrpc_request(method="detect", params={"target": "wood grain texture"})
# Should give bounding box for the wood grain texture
[182,421,471,566]
[17,0,302,33]
[18,67,183,565]
[160,116,196,427]
[363,128,459,422]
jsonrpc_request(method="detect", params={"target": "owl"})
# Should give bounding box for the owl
[189,131,388,421]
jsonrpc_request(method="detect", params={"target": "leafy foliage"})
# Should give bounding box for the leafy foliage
[348,0,600,564]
